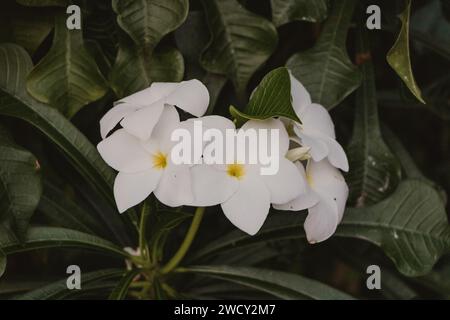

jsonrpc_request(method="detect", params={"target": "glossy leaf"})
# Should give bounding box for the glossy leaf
[180,265,354,299]
[193,180,450,277]
[200,0,278,96]
[113,0,188,50]
[0,43,131,244]
[0,126,42,238]
[109,39,185,98]
[286,0,361,109]
[387,0,426,104]
[271,0,329,26]
[347,29,402,207]
[26,14,109,118]
[38,180,111,238]
[0,225,129,259]
[230,67,299,125]
[16,269,124,300]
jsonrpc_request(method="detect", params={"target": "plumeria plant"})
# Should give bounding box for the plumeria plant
[0,0,450,300]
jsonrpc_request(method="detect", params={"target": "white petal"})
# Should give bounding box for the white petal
[273,162,319,211]
[165,79,210,117]
[294,127,329,161]
[304,199,339,243]
[261,157,306,204]
[221,175,271,235]
[120,100,165,141]
[114,169,162,213]
[241,118,290,156]
[301,103,335,138]
[154,164,193,207]
[323,137,349,172]
[151,105,181,151]
[189,165,238,206]
[187,115,236,132]
[289,72,312,117]
[97,129,152,173]
[100,104,137,139]
[307,159,349,222]
[117,82,177,107]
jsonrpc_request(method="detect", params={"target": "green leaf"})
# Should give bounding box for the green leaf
[15,0,69,6]
[108,268,141,300]
[109,38,185,98]
[387,0,426,104]
[271,0,329,26]
[200,0,278,96]
[0,126,42,238]
[347,28,402,207]
[179,265,354,299]
[338,180,450,276]
[0,225,129,259]
[0,249,5,278]
[38,180,111,237]
[16,269,124,300]
[0,2,54,55]
[26,14,108,118]
[286,0,361,109]
[230,67,299,125]
[147,47,185,83]
[112,0,188,50]
[0,43,131,244]
[193,180,450,277]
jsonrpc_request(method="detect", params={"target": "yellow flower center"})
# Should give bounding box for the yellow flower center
[227,164,245,180]
[306,173,314,187]
[152,152,168,170]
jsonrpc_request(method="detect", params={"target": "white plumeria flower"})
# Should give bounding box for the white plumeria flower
[274,159,349,244]
[100,79,210,140]
[190,117,306,235]
[289,73,349,172]
[97,106,194,212]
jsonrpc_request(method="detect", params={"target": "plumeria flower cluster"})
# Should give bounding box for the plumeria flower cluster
[97,74,349,244]
[275,73,349,243]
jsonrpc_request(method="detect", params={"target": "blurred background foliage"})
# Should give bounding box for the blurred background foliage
[0,0,449,299]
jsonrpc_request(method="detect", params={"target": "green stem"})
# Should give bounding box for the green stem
[160,207,205,274]
[139,201,151,265]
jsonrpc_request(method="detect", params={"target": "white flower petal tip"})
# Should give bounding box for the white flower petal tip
[288,71,312,116]
[165,79,210,117]
[221,175,271,236]
[114,170,162,213]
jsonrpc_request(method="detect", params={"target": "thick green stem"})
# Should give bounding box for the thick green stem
[160,207,205,274]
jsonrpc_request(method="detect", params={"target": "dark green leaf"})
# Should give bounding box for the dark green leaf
[108,268,141,300]
[38,180,111,237]
[112,0,188,50]
[26,14,109,118]
[0,43,131,244]
[109,38,185,98]
[230,67,299,125]
[0,225,129,259]
[0,250,5,278]
[271,0,329,26]
[347,28,402,207]
[0,126,42,238]
[200,0,278,96]
[387,0,425,104]
[16,269,124,300]
[179,265,354,299]
[286,0,361,109]
[15,0,68,6]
